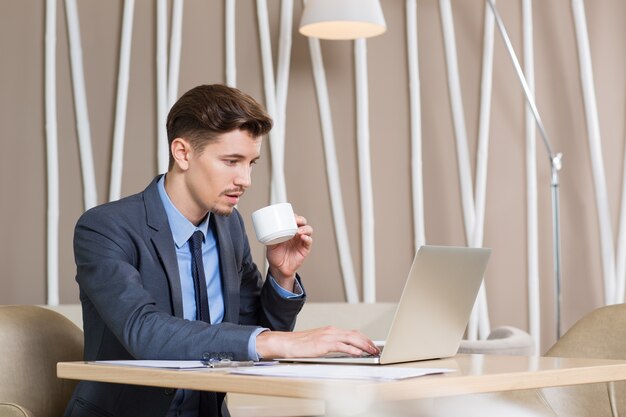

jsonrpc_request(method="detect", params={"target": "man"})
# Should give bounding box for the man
[64,84,379,417]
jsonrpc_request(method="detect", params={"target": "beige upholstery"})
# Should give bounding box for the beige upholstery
[538,304,626,417]
[458,325,535,355]
[0,305,84,417]
[545,304,626,359]
[41,304,83,330]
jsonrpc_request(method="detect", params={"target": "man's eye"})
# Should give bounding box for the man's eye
[250,160,258,166]
[225,160,237,165]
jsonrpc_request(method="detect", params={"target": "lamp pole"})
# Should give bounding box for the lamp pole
[486,0,563,339]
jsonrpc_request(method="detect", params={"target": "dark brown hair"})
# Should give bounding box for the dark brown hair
[166,84,273,169]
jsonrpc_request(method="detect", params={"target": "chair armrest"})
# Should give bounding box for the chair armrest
[458,326,535,356]
[0,403,35,417]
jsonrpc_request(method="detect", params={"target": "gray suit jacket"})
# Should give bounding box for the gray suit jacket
[64,176,305,417]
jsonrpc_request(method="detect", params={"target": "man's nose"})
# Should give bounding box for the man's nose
[234,166,252,188]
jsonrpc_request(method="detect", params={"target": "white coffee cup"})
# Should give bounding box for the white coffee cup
[251,203,298,245]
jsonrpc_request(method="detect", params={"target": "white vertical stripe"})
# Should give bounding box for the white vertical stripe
[225,0,237,87]
[616,133,626,303]
[256,0,287,203]
[439,0,475,241]
[45,0,59,306]
[439,0,493,340]
[308,36,359,303]
[355,39,376,303]
[273,0,294,203]
[167,0,184,108]
[406,0,425,250]
[472,0,496,341]
[523,0,540,354]
[156,0,169,173]
[275,0,293,151]
[109,0,135,202]
[473,0,494,252]
[65,0,98,210]
[572,0,616,305]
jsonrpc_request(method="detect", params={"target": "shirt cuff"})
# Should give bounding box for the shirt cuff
[248,327,269,360]
[268,274,304,298]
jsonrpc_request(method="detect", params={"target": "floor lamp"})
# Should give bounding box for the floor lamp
[486,0,564,339]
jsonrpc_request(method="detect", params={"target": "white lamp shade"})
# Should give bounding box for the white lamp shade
[299,0,387,40]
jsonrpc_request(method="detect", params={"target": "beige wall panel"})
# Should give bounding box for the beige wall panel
[0,1,46,303]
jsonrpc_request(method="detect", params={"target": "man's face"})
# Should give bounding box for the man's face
[184,129,262,217]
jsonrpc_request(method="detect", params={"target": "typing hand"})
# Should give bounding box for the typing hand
[256,326,380,359]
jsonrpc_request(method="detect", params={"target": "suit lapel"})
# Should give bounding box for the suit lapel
[212,215,239,323]
[144,176,184,318]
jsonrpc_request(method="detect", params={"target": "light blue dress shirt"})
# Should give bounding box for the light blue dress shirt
[157,176,302,416]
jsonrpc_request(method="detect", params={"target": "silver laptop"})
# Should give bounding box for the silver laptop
[277,245,491,365]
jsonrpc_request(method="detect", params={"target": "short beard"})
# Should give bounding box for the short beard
[212,206,234,217]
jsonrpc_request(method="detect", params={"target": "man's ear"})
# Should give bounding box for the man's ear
[171,138,191,170]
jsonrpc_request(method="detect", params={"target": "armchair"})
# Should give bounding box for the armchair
[0,305,83,417]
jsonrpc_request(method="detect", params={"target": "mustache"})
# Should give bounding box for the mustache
[221,188,245,196]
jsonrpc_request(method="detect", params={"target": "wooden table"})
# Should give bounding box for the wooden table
[57,354,626,402]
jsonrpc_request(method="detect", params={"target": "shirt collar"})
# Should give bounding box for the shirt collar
[157,175,210,249]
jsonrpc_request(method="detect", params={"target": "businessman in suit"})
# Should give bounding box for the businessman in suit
[64,84,379,417]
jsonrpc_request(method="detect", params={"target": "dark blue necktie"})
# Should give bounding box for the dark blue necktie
[190,230,222,415]
[189,230,210,323]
